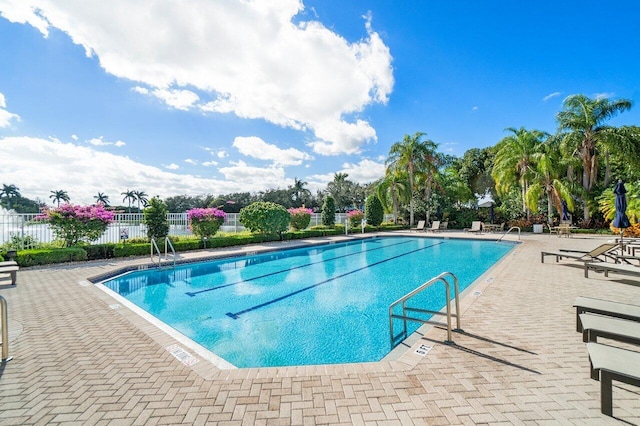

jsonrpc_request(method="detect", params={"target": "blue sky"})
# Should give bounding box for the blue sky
[1,1,639,205]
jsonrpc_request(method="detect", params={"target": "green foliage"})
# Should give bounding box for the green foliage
[36,204,114,247]
[144,197,169,240]
[288,207,312,231]
[365,194,384,226]
[239,202,291,235]
[16,247,87,267]
[187,208,225,240]
[1,234,40,250]
[84,243,116,260]
[347,210,364,227]
[321,196,336,226]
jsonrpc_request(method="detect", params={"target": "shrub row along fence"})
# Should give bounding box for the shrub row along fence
[0,212,396,249]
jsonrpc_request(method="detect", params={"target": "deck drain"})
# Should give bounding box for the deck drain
[109,304,121,309]
[166,344,199,366]
[473,290,482,296]
[78,280,91,286]
[414,344,432,356]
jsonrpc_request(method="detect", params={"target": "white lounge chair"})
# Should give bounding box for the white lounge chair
[465,221,482,233]
[541,243,618,264]
[584,261,640,279]
[410,220,425,232]
[0,260,18,285]
[424,221,440,232]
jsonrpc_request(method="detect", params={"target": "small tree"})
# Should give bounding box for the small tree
[321,196,336,227]
[143,197,169,240]
[187,207,226,243]
[240,202,290,235]
[347,209,364,228]
[36,203,114,246]
[288,207,312,230]
[365,194,384,226]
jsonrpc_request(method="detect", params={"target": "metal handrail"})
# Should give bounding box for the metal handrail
[150,237,162,266]
[164,237,176,268]
[389,272,461,348]
[1,295,12,363]
[497,226,521,241]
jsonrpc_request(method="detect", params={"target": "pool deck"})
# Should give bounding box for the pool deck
[1,231,639,425]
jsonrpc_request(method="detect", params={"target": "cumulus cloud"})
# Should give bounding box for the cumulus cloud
[164,163,180,170]
[0,136,280,204]
[307,158,384,190]
[594,92,616,100]
[233,136,312,166]
[542,92,561,102]
[0,1,394,155]
[0,92,20,127]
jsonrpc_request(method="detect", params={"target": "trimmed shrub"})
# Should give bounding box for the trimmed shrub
[187,207,226,240]
[35,203,114,246]
[239,202,290,235]
[288,207,312,230]
[365,194,384,226]
[84,243,116,260]
[321,196,336,226]
[17,247,87,267]
[144,197,169,240]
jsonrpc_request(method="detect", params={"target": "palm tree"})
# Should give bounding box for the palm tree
[524,137,574,224]
[556,94,633,220]
[386,132,432,226]
[50,189,70,206]
[133,190,149,211]
[121,190,136,213]
[94,192,110,206]
[289,178,311,207]
[0,184,21,209]
[375,170,410,223]
[492,127,546,219]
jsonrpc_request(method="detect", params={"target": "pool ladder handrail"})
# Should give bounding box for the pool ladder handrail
[1,295,12,363]
[389,272,461,348]
[496,226,521,241]
[150,237,176,268]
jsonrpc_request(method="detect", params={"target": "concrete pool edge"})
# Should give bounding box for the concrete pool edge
[89,231,522,380]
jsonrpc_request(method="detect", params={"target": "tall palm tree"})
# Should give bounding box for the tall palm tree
[375,170,410,223]
[492,127,546,219]
[49,189,70,206]
[386,132,432,226]
[556,94,633,220]
[134,190,149,211]
[524,137,574,224]
[0,184,21,209]
[94,192,110,206]
[290,178,311,207]
[121,190,136,213]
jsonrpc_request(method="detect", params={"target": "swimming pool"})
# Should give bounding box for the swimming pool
[101,236,516,368]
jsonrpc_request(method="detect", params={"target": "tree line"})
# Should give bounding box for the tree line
[2,94,639,227]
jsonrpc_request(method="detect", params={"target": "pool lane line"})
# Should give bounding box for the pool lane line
[184,239,412,297]
[225,241,445,319]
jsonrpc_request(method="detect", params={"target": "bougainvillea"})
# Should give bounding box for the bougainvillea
[36,203,115,246]
[347,209,364,227]
[287,207,313,230]
[187,207,226,240]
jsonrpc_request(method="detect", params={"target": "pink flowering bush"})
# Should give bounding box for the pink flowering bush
[288,207,313,230]
[36,203,115,246]
[347,209,364,227]
[187,208,226,240]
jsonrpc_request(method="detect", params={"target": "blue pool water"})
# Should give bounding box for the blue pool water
[102,236,515,367]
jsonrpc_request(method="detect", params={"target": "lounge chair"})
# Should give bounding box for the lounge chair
[585,342,640,416]
[579,314,640,346]
[540,243,618,264]
[465,221,482,233]
[584,261,640,279]
[410,220,425,232]
[0,260,18,285]
[439,221,448,231]
[424,221,440,232]
[574,296,640,332]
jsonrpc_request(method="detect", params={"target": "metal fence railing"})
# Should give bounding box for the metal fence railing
[0,212,396,249]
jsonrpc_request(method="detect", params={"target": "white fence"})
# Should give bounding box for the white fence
[0,212,395,249]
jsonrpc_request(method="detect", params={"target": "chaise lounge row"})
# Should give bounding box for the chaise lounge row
[0,260,18,285]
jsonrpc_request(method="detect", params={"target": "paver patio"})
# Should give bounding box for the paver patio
[0,232,638,425]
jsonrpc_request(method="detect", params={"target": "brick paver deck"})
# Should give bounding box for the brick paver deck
[0,232,638,425]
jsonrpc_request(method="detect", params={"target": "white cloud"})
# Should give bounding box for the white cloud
[307,158,384,190]
[217,150,228,159]
[542,91,561,102]
[594,92,615,100]
[201,161,218,167]
[184,159,198,165]
[71,134,78,140]
[86,136,126,147]
[0,92,20,127]
[471,106,478,111]
[0,1,394,155]
[0,136,279,204]
[233,136,312,166]
[164,163,180,170]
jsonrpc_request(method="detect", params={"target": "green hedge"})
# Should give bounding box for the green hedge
[17,247,87,267]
